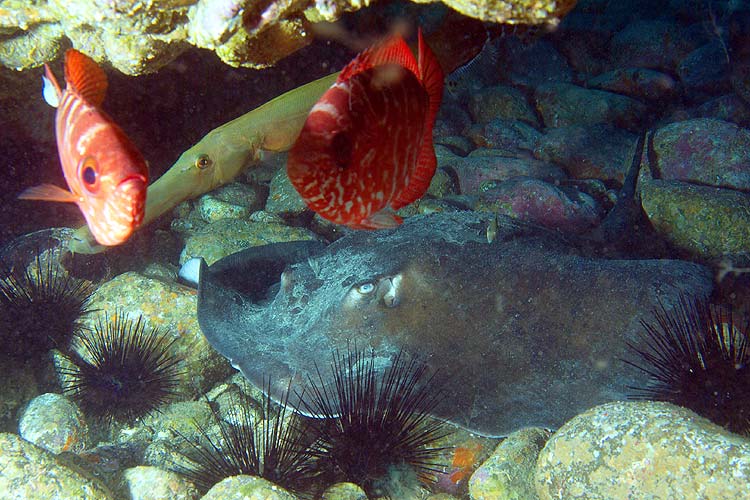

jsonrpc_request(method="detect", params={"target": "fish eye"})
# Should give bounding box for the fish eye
[195,154,213,170]
[356,282,376,294]
[79,157,98,190]
[82,166,96,185]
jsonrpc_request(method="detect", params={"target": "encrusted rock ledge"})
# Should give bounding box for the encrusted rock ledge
[0,0,576,75]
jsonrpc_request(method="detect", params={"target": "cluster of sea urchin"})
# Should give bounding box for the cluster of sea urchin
[59,311,182,422]
[0,246,93,363]
[626,295,750,434]
[174,348,450,497]
[174,379,316,495]
[301,349,449,498]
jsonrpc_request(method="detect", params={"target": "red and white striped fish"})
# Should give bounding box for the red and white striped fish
[287,28,444,229]
[19,49,148,246]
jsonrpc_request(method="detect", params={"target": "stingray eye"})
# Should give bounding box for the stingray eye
[356,282,376,295]
[195,154,213,170]
[79,157,99,192]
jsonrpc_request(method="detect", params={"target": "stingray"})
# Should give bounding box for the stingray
[193,211,713,436]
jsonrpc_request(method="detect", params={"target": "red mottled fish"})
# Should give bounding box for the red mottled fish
[287,28,444,229]
[19,49,148,246]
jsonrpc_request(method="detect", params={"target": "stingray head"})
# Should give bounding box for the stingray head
[270,238,461,354]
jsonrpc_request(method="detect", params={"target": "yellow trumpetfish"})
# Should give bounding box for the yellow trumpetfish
[68,72,339,254]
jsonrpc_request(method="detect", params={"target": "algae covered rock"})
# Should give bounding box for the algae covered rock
[639,179,750,262]
[534,83,647,131]
[475,177,601,234]
[123,465,200,500]
[468,85,539,125]
[0,0,578,75]
[535,124,637,185]
[202,475,297,499]
[79,272,234,398]
[0,0,318,74]
[196,182,265,223]
[535,401,750,500]
[266,166,310,217]
[411,0,578,27]
[18,393,88,455]
[321,482,368,500]
[469,427,550,500]
[649,118,750,191]
[0,432,113,499]
[179,218,322,265]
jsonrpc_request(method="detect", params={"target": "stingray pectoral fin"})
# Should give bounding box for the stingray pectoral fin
[196,256,252,359]
[196,241,327,327]
[195,241,336,419]
[209,240,327,277]
[207,241,327,301]
[195,249,305,411]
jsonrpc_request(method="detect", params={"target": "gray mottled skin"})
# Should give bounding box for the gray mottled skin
[197,211,713,436]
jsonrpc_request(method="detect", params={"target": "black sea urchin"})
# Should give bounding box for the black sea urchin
[59,311,181,422]
[301,349,449,498]
[175,381,316,494]
[0,246,94,362]
[626,295,750,434]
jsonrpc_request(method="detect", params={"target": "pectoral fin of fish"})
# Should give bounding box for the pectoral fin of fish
[359,209,403,230]
[18,184,77,203]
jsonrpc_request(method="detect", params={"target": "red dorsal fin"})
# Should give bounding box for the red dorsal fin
[339,32,419,82]
[64,49,108,106]
[417,28,444,129]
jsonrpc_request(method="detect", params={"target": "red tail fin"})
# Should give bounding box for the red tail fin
[64,49,108,106]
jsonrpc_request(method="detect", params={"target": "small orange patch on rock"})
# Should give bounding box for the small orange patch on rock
[61,432,77,453]
[449,441,484,484]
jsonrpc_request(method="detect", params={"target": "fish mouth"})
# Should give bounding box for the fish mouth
[90,175,147,246]
[118,174,148,190]
[115,175,148,223]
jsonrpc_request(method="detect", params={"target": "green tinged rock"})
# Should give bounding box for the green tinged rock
[321,482,368,500]
[0,0,576,74]
[469,427,550,500]
[180,218,321,265]
[0,432,113,499]
[123,466,200,500]
[202,475,297,500]
[82,272,234,398]
[535,401,750,500]
[640,179,750,261]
